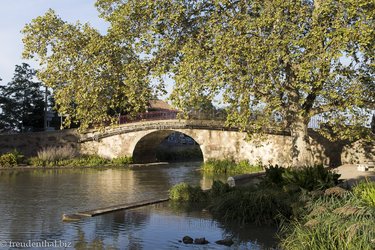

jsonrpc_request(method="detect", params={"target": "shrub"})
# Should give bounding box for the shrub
[37,146,77,162]
[0,153,17,168]
[169,182,207,202]
[353,180,375,207]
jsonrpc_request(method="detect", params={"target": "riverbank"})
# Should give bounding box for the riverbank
[0,161,173,170]
[169,165,375,249]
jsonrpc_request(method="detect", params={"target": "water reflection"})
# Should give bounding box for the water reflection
[0,163,276,249]
[68,203,277,249]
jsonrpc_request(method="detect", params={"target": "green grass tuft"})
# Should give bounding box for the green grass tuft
[201,158,263,175]
[353,179,375,207]
[169,182,207,202]
[110,156,133,166]
[279,189,375,250]
[29,152,132,168]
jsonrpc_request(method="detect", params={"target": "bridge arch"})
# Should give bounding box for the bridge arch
[79,120,300,166]
[132,130,204,163]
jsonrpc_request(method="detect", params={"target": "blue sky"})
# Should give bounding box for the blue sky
[0,0,174,99]
[0,0,106,84]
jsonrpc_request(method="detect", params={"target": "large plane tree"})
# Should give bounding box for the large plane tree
[95,0,374,166]
[23,1,374,166]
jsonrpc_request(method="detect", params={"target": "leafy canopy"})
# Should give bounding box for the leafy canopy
[22,9,152,130]
[95,0,374,138]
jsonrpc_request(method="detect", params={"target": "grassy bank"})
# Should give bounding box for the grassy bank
[169,165,374,248]
[0,147,132,168]
[171,165,341,225]
[201,158,263,175]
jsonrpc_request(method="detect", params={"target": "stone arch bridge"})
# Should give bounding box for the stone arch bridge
[80,119,317,166]
[0,119,373,166]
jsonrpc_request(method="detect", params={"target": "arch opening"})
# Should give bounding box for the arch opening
[132,130,203,164]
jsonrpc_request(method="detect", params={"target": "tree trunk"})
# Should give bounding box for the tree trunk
[290,118,314,167]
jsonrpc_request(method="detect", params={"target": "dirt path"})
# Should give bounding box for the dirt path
[335,164,375,187]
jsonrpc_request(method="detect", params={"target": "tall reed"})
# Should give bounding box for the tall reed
[279,190,375,250]
[37,145,78,162]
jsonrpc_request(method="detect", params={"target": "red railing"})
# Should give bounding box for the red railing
[119,110,179,124]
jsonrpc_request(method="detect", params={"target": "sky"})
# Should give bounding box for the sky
[0,0,174,99]
[0,0,107,84]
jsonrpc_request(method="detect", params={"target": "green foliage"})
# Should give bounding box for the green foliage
[0,153,17,168]
[353,180,375,207]
[209,165,341,226]
[22,9,152,130]
[210,188,293,225]
[259,165,285,188]
[169,182,207,202]
[28,157,44,167]
[94,0,374,165]
[259,165,341,192]
[9,149,25,164]
[111,156,133,166]
[0,63,47,132]
[68,155,109,167]
[279,191,375,250]
[282,165,341,192]
[209,180,233,199]
[30,148,132,167]
[201,159,263,175]
[0,150,25,168]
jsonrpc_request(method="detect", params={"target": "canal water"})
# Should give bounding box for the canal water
[0,162,277,249]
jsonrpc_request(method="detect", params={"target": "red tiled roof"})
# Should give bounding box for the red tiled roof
[148,100,175,111]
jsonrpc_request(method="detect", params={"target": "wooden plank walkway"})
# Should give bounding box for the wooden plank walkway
[62,197,169,221]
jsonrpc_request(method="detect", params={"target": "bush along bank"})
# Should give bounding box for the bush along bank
[0,147,132,168]
[169,165,375,249]
[201,158,263,175]
[0,150,24,168]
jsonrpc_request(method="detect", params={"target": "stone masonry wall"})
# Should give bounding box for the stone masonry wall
[0,129,80,157]
[0,120,373,166]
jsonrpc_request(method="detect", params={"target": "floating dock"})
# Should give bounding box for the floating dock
[63,197,169,221]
